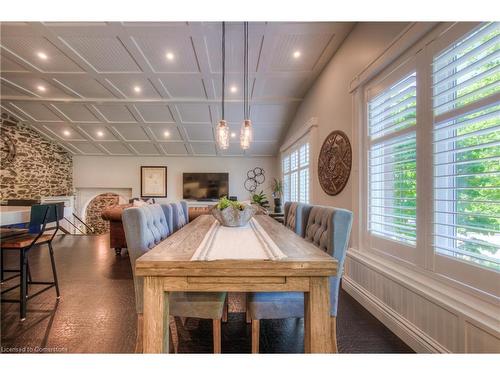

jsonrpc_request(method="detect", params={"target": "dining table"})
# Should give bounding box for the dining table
[135,214,337,353]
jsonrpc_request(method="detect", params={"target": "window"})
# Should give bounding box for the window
[368,72,418,246]
[432,22,500,270]
[361,22,500,294]
[282,140,310,204]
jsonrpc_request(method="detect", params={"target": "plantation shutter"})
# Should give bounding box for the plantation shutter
[368,72,418,246]
[432,22,500,270]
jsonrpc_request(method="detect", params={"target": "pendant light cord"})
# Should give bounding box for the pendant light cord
[244,22,248,120]
[221,22,225,120]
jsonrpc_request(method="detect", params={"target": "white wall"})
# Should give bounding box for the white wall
[281,22,410,210]
[73,155,278,204]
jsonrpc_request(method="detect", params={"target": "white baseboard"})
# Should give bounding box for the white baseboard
[343,275,450,353]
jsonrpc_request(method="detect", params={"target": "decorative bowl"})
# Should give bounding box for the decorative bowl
[211,204,256,227]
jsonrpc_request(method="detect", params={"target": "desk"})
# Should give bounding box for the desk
[136,214,336,353]
[0,206,31,226]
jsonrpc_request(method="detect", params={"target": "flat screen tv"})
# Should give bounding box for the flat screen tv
[183,173,229,200]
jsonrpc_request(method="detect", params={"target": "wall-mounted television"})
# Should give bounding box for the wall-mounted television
[183,173,229,200]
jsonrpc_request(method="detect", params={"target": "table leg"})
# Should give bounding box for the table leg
[143,276,169,353]
[304,276,332,353]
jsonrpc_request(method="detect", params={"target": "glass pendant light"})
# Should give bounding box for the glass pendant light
[240,22,252,150]
[216,22,230,150]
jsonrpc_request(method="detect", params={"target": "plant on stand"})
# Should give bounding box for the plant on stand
[271,178,283,213]
[251,190,270,214]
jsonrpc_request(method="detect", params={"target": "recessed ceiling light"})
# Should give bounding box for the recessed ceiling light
[37,85,46,92]
[231,132,236,138]
[63,130,71,136]
[230,86,237,93]
[164,130,170,137]
[37,51,48,60]
[96,131,104,137]
[133,86,142,93]
[166,52,174,61]
[293,50,301,59]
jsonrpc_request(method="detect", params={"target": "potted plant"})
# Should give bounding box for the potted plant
[271,178,283,213]
[211,196,256,227]
[251,190,270,214]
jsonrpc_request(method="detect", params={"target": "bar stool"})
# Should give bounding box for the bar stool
[1,203,64,321]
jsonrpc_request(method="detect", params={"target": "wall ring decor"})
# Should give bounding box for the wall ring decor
[244,167,265,192]
[318,130,352,196]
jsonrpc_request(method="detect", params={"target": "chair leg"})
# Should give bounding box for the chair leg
[48,242,60,298]
[0,248,4,283]
[331,317,338,353]
[245,294,251,324]
[251,319,260,354]
[19,249,28,321]
[169,316,179,354]
[27,261,32,283]
[135,313,143,353]
[222,297,228,323]
[212,319,221,354]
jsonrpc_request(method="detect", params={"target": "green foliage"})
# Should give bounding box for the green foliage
[271,178,283,199]
[251,190,270,208]
[217,196,244,211]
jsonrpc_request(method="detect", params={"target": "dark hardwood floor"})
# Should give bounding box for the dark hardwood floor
[1,234,412,354]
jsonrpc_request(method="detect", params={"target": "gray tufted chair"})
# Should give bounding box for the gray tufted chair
[247,205,353,353]
[283,201,312,237]
[122,203,227,353]
[169,201,189,232]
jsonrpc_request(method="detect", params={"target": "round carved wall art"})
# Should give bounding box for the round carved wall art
[318,130,352,196]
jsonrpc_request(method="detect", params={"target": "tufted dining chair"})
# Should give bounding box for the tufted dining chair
[122,203,227,353]
[247,205,353,353]
[169,201,189,232]
[283,202,312,237]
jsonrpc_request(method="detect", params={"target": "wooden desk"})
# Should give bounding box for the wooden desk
[135,215,337,353]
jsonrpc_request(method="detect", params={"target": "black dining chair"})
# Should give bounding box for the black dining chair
[0,202,64,320]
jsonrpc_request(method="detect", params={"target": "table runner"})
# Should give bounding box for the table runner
[190,218,287,261]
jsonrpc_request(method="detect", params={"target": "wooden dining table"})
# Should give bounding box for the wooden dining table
[135,214,337,353]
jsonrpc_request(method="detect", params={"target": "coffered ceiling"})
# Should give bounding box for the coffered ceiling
[0,22,354,157]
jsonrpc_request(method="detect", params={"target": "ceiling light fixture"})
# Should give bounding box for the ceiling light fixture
[133,86,142,93]
[37,85,46,92]
[230,86,237,93]
[231,132,236,138]
[216,22,230,150]
[164,130,170,137]
[63,130,71,136]
[166,52,174,61]
[293,50,301,59]
[37,51,48,60]
[96,131,104,137]
[240,22,252,150]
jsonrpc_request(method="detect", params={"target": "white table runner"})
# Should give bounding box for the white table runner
[190,218,287,261]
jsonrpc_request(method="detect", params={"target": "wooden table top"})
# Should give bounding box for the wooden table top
[135,215,337,277]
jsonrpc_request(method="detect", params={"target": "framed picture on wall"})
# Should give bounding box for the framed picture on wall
[141,166,167,198]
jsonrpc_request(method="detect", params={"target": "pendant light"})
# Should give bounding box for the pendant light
[240,22,252,150]
[216,22,230,150]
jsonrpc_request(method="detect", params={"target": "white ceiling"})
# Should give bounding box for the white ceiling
[0,22,354,157]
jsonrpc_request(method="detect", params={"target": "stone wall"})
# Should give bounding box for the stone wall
[0,113,73,200]
[85,193,120,234]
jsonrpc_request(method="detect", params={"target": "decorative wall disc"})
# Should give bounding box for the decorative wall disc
[318,130,352,196]
[244,167,266,192]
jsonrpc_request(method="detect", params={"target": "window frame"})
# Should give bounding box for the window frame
[364,58,419,265]
[282,135,311,204]
[359,22,500,297]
